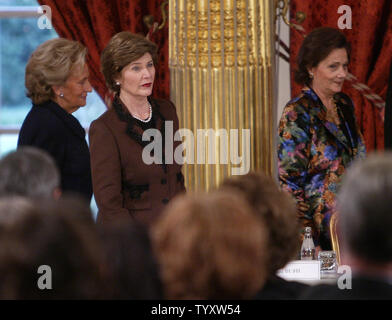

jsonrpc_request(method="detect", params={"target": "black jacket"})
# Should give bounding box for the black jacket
[298,275,392,300]
[253,275,309,300]
[18,100,92,201]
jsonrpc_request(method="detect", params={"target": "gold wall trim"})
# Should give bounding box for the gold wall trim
[170,0,276,191]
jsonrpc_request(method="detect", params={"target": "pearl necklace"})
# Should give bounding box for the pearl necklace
[132,102,152,123]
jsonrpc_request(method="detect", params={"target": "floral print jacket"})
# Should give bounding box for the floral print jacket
[277,88,366,247]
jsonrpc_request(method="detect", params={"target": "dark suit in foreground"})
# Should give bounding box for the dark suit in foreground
[299,275,392,300]
[254,275,309,300]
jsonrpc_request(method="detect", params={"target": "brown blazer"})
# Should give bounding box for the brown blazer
[89,96,185,226]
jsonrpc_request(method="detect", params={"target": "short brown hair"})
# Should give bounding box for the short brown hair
[0,208,103,299]
[152,190,268,299]
[221,172,300,273]
[100,32,158,93]
[25,38,87,104]
[294,27,351,85]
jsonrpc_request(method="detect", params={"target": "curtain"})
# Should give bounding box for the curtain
[385,60,392,148]
[289,0,392,151]
[38,0,170,103]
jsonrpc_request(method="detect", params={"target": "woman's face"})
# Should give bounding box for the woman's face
[309,48,348,97]
[117,53,155,100]
[54,63,92,113]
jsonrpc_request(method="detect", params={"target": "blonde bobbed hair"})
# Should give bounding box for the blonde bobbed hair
[25,38,87,105]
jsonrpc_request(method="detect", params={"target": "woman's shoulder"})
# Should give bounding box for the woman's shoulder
[150,97,176,110]
[90,107,117,127]
[282,91,314,119]
[288,88,317,107]
[334,91,354,110]
[28,102,59,118]
[150,97,177,120]
[22,102,65,130]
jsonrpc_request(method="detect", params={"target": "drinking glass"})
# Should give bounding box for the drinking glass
[318,251,337,274]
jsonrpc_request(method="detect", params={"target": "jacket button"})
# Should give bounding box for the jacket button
[161,178,167,185]
[162,198,169,204]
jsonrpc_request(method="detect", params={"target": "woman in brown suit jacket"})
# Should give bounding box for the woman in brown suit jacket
[89,32,185,226]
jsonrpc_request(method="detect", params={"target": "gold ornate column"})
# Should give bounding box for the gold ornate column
[169,0,276,191]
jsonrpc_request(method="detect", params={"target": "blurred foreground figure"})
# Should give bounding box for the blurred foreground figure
[221,172,308,299]
[0,147,61,200]
[0,202,103,299]
[152,190,268,299]
[98,221,163,299]
[0,197,36,231]
[301,153,392,299]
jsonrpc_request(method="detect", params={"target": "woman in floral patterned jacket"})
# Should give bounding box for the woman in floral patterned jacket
[278,27,366,250]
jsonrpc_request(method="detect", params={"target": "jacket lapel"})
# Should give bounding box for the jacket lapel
[113,96,169,173]
[151,98,164,134]
[304,88,351,151]
[112,96,166,149]
[128,120,145,145]
[316,107,350,151]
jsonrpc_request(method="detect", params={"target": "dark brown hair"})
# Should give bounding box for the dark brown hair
[221,172,300,274]
[152,190,268,299]
[0,208,103,299]
[100,31,158,93]
[97,221,163,299]
[294,27,351,85]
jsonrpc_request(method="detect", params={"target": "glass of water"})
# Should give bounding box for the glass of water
[318,251,337,274]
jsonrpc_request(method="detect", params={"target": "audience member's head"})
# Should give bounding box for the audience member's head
[44,194,95,225]
[221,172,300,274]
[0,147,61,199]
[0,196,36,231]
[0,208,103,299]
[152,190,268,299]
[97,221,163,299]
[337,153,392,275]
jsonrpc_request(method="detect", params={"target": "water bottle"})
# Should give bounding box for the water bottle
[301,227,315,260]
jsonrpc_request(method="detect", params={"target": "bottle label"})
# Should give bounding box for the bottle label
[301,248,316,260]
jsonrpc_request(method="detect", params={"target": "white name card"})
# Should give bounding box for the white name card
[277,260,321,281]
